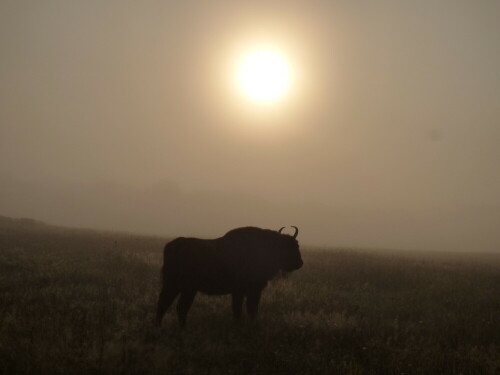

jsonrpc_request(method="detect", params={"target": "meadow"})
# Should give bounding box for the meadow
[0,216,499,375]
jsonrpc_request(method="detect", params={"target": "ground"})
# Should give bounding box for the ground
[0,216,499,374]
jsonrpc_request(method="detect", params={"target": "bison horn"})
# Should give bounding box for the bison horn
[291,226,299,239]
[278,227,285,234]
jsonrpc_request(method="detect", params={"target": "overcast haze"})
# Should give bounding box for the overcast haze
[1,0,499,251]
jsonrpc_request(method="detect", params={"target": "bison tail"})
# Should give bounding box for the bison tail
[159,264,165,288]
[160,238,182,287]
[159,242,170,287]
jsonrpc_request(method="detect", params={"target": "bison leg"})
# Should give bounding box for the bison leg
[156,286,179,326]
[246,289,262,320]
[231,293,244,320]
[176,290,197,328]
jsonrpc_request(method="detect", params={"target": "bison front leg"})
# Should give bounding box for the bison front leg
[246,289,262,320]
[231,293,244,320]
[177,290,197,328]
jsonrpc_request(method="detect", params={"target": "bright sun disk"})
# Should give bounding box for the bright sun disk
[237,49,291,102]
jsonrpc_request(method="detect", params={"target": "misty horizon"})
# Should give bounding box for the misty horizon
[2,174,499,252]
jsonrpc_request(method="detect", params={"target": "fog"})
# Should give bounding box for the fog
[1,1,499,251]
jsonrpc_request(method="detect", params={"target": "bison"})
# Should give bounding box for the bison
[156,226,303,327]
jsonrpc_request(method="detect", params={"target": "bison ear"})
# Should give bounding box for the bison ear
[278,227,285,234]
[291,226,299,239]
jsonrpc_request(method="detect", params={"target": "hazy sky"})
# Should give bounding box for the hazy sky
[1,1,499,250]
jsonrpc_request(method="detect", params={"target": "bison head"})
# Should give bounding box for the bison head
[277,226,303,272]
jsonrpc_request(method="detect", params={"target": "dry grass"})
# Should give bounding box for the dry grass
[0,217,499,374]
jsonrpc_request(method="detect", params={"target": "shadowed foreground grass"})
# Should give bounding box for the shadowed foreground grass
[0,218,499,374]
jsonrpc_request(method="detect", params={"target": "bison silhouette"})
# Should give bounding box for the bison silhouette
[156,226,303,327]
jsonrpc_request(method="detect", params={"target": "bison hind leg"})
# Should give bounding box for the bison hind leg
[156,286,180,326]
[246,289,262,320]
[177,290,197,329]
[231,293,244,321]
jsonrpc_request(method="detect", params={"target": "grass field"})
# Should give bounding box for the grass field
[0,216,499,374]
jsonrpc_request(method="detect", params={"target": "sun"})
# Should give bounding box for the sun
[236,48,291,102]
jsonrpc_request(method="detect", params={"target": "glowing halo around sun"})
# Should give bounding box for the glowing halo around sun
[236,48,291,102]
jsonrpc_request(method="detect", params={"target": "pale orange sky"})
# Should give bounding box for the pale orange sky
[1,0,499,251]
